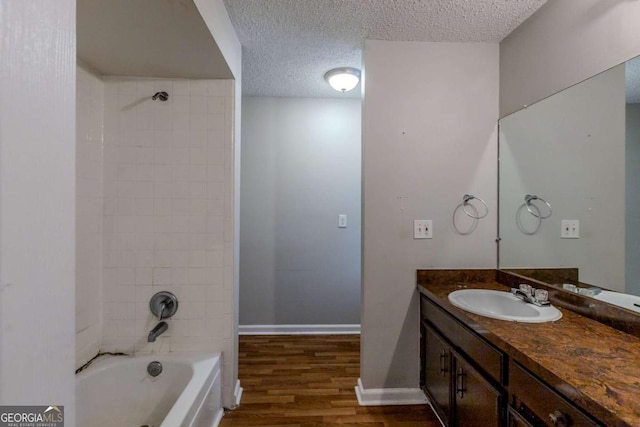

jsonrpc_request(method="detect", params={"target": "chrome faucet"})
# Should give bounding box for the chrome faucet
[157,302,167,320]
[148,321,168,342]
[147,292,178,342]
[512,284,550,307]
[149,292,178,320]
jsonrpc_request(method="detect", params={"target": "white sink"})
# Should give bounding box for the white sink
[448,289,562,323]
[592,290,640,313]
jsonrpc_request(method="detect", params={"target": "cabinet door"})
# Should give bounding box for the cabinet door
[453,353,503,427]
[423,322,451,425]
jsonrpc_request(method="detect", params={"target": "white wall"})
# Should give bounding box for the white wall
[627,104,640,295]
[500,0,640,117]
[100,77,237,402]
[499,65,626,291]
[193,0,241,81]
[240,97,361,326]
[0,0,76,422]
[361,40,499,389]
[76,64,105,367]
[192,0,242,403]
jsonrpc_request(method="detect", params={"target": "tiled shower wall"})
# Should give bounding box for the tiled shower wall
[76,64,104,367]
[74,71,236,399]
[100,78,235,370]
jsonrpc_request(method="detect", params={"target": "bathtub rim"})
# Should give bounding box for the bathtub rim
[75,352,222,427]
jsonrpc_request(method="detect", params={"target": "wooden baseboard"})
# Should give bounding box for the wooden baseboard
[355,378,429,406]
[212,408,224,427]
[239,324,361,335]
[234,379,243,406]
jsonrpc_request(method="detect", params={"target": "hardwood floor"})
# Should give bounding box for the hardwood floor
[219,334,440,426]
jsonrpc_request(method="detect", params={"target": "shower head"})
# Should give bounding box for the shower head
[152,91,169,101]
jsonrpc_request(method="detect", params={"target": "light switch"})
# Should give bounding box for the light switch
[561,220,579,239]
[338,214,347,228]
[414,220,432,239]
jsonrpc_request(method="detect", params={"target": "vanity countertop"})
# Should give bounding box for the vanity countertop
[417,272,640,427]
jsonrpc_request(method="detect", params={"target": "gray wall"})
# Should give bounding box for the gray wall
[500,0,640,117]
[240,97,361,325]
[627,104,640,295]
[361,40,499,389]
[500,65,626,291]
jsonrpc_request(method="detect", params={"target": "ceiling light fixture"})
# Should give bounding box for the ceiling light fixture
[324,67,361,92]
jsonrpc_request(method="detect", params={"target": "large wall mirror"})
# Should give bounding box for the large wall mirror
[499,54,640,305]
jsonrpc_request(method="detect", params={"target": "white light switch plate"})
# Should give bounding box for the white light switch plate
[414,220,432,239]
[338,214,347,228]
[561,220,579,239]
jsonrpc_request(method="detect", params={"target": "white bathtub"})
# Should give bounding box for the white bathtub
[76,353,223,427]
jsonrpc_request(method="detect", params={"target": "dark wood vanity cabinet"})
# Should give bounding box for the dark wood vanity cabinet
[452,350,503,426]
[508,361,600,427]
[422,324,451,424]
[507,406,535,427]
[420,295,505,426]
[420,293,603,427]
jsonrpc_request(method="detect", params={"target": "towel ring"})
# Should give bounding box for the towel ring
[452,194,488,235]
[516,203,542,235]
[524,194,552,219]
[461,194,489,220]
[453,203,479,235]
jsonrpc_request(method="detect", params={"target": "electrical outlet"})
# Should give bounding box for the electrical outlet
[561,220,579,239]
[414,220,433,239]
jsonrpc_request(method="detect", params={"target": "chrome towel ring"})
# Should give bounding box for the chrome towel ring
[453,194,489,235]
[524,194,552,219]
[461,194,489,219]
[516,194,552,235]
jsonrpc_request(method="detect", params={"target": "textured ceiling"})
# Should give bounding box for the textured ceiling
[627,56,640,104]
[223,0,548,98]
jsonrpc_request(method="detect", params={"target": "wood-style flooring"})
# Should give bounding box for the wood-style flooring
[219,334,440,426]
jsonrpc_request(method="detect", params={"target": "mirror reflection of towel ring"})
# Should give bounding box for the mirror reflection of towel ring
[516,203,542,235]
[524,194,552,219]
[453,194,488,235]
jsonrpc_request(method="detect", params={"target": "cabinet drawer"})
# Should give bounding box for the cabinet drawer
[421,295,504,384]
[507,406,535,427]
[509,361,600,427]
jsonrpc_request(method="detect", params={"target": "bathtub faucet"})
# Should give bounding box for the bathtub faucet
[149,291,178,321]
[148,321,168,342]
[158,302,166,320]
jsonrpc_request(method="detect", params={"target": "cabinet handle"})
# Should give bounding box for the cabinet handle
[548,410,568,427]
[439,350,448,375]
[456,368,466,398]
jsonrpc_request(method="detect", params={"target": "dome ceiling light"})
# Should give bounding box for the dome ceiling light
[324,67,361,92]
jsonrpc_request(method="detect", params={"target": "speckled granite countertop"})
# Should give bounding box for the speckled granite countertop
[417,270,640,427]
